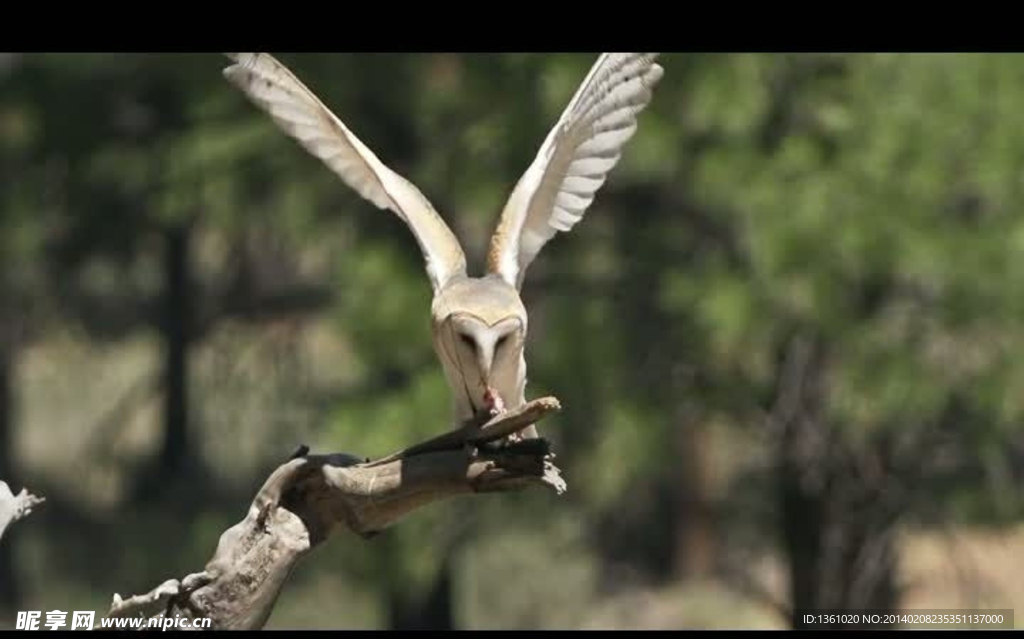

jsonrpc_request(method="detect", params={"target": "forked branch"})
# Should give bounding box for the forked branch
[106,397,565,630]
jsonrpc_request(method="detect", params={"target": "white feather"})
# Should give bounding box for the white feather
[222,53,467,292]
[486,53,663,288]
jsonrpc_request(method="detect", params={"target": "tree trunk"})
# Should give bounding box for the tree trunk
[387,560,455,630]
[773,337,898,629]
[781,466,899,629]
[779,428,824,629]
[672,411,714,578]
[0,341,19,613]
[159,225,191,479]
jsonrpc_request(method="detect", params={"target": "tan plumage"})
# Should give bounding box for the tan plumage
[223,52,663,438]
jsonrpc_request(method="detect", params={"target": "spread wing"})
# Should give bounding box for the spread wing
[222,53,467,292]
[486,53,663,289]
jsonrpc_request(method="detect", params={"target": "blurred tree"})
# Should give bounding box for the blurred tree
[3,53,345,495]
[159,224,192,478]
[679,52,1024,626]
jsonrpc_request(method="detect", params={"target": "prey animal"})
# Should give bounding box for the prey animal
[222,52,663,445]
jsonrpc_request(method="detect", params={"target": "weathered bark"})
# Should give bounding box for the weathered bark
[106,397,565,630]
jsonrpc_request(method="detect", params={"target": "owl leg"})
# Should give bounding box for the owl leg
[482,388,542,443]
[483,386,514,442]
[506,423,538,443]
[518,423,539,440]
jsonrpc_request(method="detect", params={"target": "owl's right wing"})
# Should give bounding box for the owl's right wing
[486,53,663,289]
[222,53,467,293]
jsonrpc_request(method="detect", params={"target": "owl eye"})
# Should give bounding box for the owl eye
[495,334,511,351]
[459,333,476,351]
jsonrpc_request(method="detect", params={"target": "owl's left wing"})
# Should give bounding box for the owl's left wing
[487,53,663,289]
[222,53,467,293]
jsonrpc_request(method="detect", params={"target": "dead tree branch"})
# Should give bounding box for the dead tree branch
[106,397,565,630]
[0,480,44,542]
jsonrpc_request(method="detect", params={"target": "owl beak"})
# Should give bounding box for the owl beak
[476,345,494,387]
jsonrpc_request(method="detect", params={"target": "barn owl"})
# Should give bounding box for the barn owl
[223,52,663,444]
